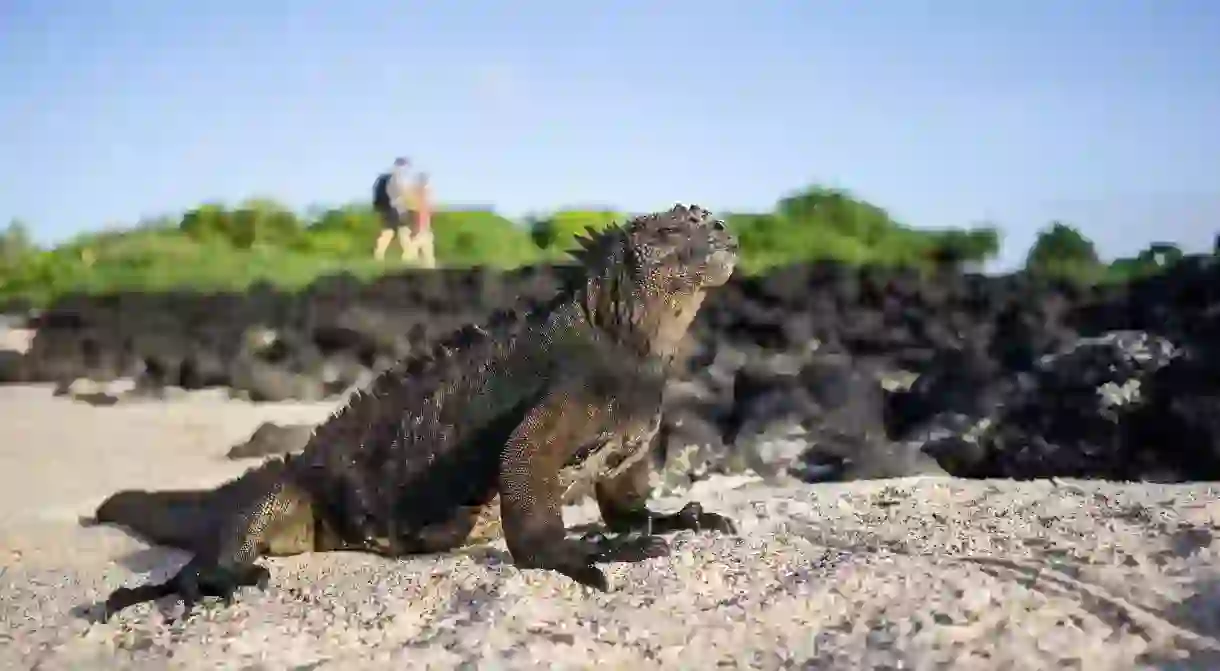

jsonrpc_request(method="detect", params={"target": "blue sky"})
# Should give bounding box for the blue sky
[2,0,1218,270]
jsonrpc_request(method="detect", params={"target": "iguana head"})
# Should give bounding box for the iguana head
[572,204,738,357]
[572,203,739,295]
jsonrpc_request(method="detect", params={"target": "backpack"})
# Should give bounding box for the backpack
[372,172,393,211]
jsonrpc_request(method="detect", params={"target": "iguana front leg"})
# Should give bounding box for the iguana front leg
[498,393,670,591]
[594,452,738,537]
[100,479,316,621]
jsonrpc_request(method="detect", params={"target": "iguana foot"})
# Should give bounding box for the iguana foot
[519,532,671,592]
[515,538,610,591]
[553,562,610,592]
[101,561,270,622]
[578,529,671,563]
[653,501,737,535]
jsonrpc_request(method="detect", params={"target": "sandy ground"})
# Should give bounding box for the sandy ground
[0,324,33,354]
[2,384,1220,669]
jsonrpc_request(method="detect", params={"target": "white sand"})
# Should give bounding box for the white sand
[0,324,34,354]
[2,383,1220,670]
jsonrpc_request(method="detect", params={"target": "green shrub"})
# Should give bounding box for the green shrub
[431,209,542,268]
[529,209,625,256]
[2,183,1193,306]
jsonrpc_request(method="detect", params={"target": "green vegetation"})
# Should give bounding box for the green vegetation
[0,184,1204,306]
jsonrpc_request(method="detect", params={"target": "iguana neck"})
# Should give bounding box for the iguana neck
[577,272,704,363]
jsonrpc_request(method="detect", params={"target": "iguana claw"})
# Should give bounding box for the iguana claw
[668,501,738,535]
[578,529,672,563]
[100,562,270,622]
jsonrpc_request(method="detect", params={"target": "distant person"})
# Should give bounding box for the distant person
[400,171,435,268]
[372,157,413,261]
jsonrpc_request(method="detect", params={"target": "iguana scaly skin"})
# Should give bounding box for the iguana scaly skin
[88,204,740,621]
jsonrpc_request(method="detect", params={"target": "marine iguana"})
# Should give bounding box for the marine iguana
[88,204,741,621]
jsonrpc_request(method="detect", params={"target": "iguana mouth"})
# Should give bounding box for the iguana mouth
[695,213,739,289]
[702,219,736,287]
[703,246,739,288]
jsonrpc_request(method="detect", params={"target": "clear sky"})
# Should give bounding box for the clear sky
[3,0,1218,270]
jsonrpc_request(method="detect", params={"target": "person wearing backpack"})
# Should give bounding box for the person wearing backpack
[372,157,413,261]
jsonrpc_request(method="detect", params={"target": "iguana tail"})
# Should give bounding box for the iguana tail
[86,457,327,620]
[89,488,220,553]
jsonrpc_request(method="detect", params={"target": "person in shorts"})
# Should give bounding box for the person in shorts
[399,171,435,268]
[372,157,413,261]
